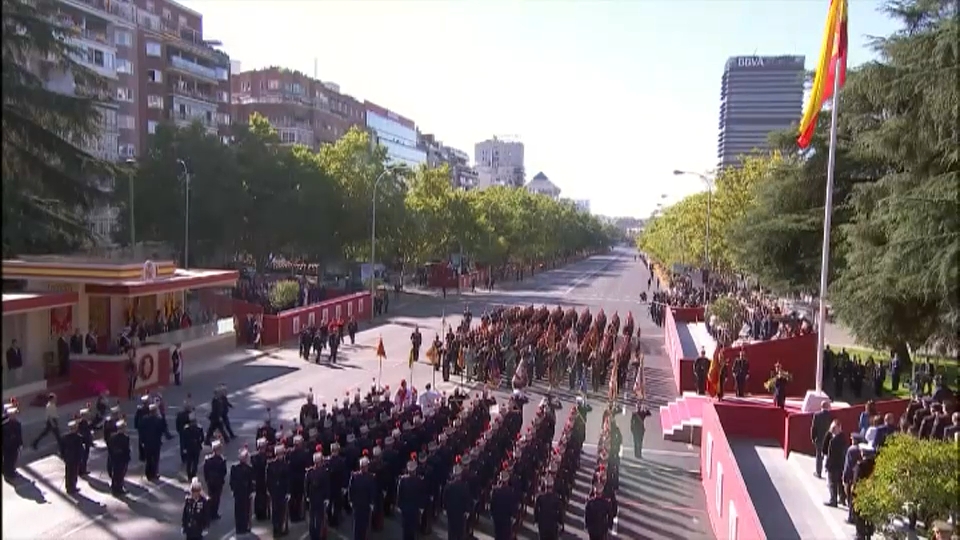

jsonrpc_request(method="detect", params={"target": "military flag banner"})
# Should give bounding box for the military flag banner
[376,337,386,359]
[797,0,848,149]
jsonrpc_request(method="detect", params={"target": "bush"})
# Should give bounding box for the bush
[268,280,300,312]
[854,434,959,534]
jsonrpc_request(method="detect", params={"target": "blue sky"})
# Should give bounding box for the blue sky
[182,0,899,218]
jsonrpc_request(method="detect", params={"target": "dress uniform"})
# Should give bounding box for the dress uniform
[534,477,562,540]
[203,440,227,520]
[2,404,23,479]
[182,477,210,540]
[230,445,256,534]
[490,470,520,540]
[77,407,93,475]
[396,456,423,540]
[109,419,131,495]
[103,405,120,475]
[327,443,346,526]
[305,446,330,540]
[443,459,472,540]
[288,435,310,522]
[181,414,204,480]
[268,445,291,536]
[348,455,377,540]
[61,420,83,494]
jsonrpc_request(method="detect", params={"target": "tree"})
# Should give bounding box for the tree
[854,435,959,536]
[2,0,117,255]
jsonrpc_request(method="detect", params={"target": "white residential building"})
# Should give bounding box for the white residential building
[475,136,524,189]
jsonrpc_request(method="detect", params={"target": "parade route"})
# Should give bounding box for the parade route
[3,248,713,540]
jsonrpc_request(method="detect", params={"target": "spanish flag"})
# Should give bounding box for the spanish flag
[705,346,722,397]
[797,0,849,149]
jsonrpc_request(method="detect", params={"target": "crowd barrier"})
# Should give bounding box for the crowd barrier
[783,398,910,457]
[701,402,768,540]
[258,292,372,347]
[70,344,173,401]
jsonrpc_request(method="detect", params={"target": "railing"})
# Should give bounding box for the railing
[170,84,216,103]
[174,112,215,127]
[170,56,217,79]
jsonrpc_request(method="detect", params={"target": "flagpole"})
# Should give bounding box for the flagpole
[812,53,843,399]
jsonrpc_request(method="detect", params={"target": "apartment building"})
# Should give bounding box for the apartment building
[50,0,231,243]
[475,136,525,189]
[230,67,366,150]
[417,133,477,189]
[365,102,426,168]
[525,172,561,199]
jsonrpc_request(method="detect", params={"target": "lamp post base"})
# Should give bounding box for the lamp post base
[801,390,831,413]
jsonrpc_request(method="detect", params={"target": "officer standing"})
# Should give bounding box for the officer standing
[77,406,93,476]
[103,405,119,476]
[733,351,749,398]
[444,457,472,540]
[252,438,271,522]
[2,403,23,479]
[181,414,204,480]
[693,349,709,395]
[534,476,562,540]
[305,445,330,540]
[182,477,210,540]
[327,442,346,526]
[230,445,256,535]
[203,439,227,520]
[268,444,291,536]
[288,434,310,522]
[108,418,131,496]
[134,394,150,462]
[62,420,83,494]
[142,403,164,481]
[348,454,377,540]
[490,469,520,540]
[396,454,423,540]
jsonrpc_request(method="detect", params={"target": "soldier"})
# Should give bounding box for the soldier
[693,348,709,395]
[133,394,150,462]
[62,420,83,494]
[629,403,651,459]
[256,409,278,445]
[142,403,164,481]
[109,418,131,496]
[230,445,256,534]
[305,445,330,540]
[347,316,358,345]
[103,404,120,476]
[2,404,23,479]
[182,477,210,540]
[349,454,377,540]
[203,439,227,520]
[300,392,319,431]
[490,468,520,540]
[444,457,472,540]
[410,326,423,363]
[534,476,562,540]
[77,406,93,475]
[252,438,271,521]
[733,351,749,398]
[584,486,613,540]
[327,442,346,526]
[397,454,423,540]
[182,414,204,480]
[268,444,291,536]
[288,434,310,523]
[216,384,237,440]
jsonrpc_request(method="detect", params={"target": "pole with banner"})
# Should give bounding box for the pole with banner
[376,336,386,390]
[800,0,848,413]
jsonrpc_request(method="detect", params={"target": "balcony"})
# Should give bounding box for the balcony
[170,82,216,104]
[60,0,133,24]
[169,55,218,82]
[161,20,228,63]
[173,111,217,133]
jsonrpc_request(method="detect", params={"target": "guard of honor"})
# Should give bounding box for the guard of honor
[584,408,623,540]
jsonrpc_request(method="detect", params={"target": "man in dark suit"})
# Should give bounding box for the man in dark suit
[943,412,960,441]
[810,400,833,478]
[823,420,849,507]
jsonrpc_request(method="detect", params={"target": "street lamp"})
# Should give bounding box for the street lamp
[124,158,136,251]
[370,166,398,316]
[177,159,191,269]
[673,169,716,301]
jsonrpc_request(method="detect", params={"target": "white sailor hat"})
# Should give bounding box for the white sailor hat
[384,436,395,446]
[68,420,78,429]
[453,419,462,428]
[190,477,202,491]
[391,428,401,438]
[372,446,382,457]
[115,419,126,428]
[359,457,370,468]
[407,460,418,472]
[439,433,447,443]
[330,442,340,452]
[110,405,121,413]
[428,441,438,452]
[359,425,369,435]
[576,396,585,406]
[211,440,222,450]
[5,407,18,415]
[148,403,158,411]
[140,395,150,402]
[256,438,267,449]
[346,434,356,443]
[239,446,250,460]
[79,408,90,416]
[313,450,324,464]
[274,445,285,455]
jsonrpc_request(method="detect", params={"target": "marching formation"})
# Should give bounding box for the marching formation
[2,303,643,540]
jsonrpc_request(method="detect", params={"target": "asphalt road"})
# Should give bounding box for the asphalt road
[2,248,713,540]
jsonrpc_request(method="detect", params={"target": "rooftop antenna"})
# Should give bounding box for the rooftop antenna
[314,58,318,80]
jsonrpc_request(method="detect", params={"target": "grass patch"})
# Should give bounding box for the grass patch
[829,344,958,399]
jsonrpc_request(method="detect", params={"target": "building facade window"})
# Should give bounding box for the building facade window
[116,58,132,74]
[147,95,163,109]
[119,143,135,158]
[147,69,162,83]
[178,15,188,27]
[215,67,228,81]
[118,114,135,130]
[268,79,279,90]
[147,120,158,134]
[116,87,134,102]
[114,29,132,47]
[145,41,161,57]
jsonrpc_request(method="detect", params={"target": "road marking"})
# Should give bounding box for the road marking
[563,260,616,296]
[61,510,110,539]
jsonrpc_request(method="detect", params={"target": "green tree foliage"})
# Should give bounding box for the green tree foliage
[854,434,959,534]
[120,115,614,270]
[268,280,300,312]
[2,0,118,255]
